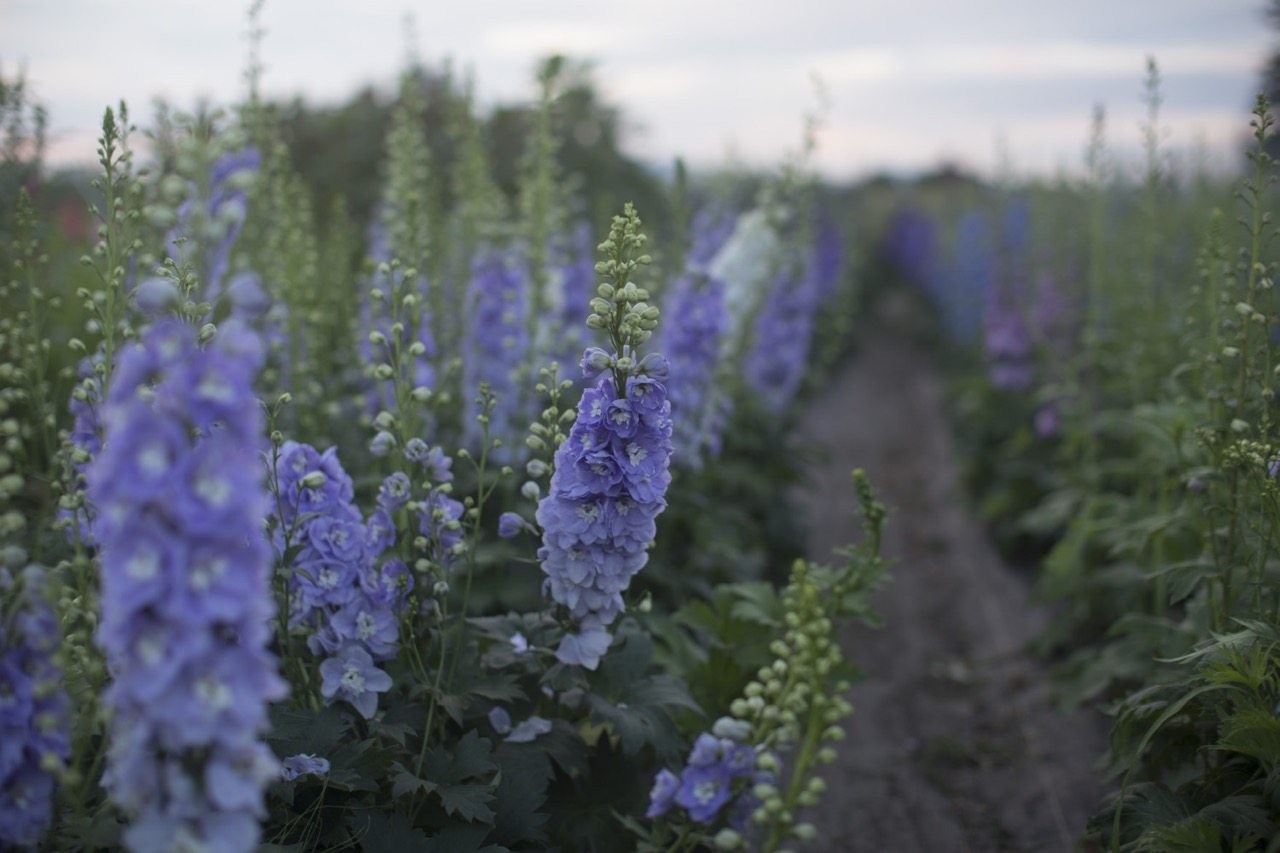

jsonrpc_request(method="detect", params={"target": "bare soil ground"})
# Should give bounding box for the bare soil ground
[797,301,1108,852]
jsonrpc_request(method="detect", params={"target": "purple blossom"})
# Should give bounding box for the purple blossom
[268,441,403,717]
[744,258,822,414]
[167,146,260,306]
[319,645,393,720]
[662,272,729,467]
[462,247,530,455]
[280,754,330,781]
[88,320,284,852]
[505,716,552,743]
[377,472,412,510]
[498,512,525,539]
[404,438,430,462]
[419,486,466,572]
[686,207,737,270]
[60,356,104,542]
[552,223,598,369]
[646,769,681,819]
[1034,403,1060,438]
[0,568,70,848]
[488,707,513,734]
[536,360,674,669]
[647,730,771,829]
[675,763,734,824]
[891,209,989,343]
[983,296,1034,392]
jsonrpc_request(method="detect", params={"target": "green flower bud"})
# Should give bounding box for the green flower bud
[793,824,817,842]
[713,829,742,850]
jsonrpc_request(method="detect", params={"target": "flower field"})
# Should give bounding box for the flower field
[3,10,1280,853]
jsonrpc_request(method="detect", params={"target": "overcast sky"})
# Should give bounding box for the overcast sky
[2,0,1274,179]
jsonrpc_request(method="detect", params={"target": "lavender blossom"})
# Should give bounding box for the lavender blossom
[0,567,70,848]
[744,258,822,415]
[663,272,730,467]
[318,645,393,720]
[166,146,260,306]
[686,207,737,271]
[269,442,404,719]
[462,248,530,453]
[60,355,105,542]
[647,732,773,828]
[536,368,674,669]
[983,293,1035,392]
[88,320,284,852]
[552,223,598,370]
[498,512,524,539]
[280,754,329,782]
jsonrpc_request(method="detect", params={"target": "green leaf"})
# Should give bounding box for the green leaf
[586,674,701,760]
[268,705,348,757]
[421,730,499,825]
[391,763,436,800]
[489,743,552,846]
[725,581,783,627]
[1217,705,1280,767]
[349,811,432,853]
[422,823,505,853]
[460,672,525,704]
[436,783,496,823]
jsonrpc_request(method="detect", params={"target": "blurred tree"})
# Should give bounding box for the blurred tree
[270,56,666,246]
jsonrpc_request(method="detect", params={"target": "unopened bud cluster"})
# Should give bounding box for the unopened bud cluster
[587,203,659,354]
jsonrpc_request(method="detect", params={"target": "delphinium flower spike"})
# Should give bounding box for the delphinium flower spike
[88,320,285,852]
[744,257,823,415]
[268,441,408,718]
[0,563,71,847]
[461,247,530,455]
[664,271,729,468]
[534,204,674,669]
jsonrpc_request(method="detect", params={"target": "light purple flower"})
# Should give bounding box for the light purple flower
[280,754,330,781]
[488,707,513,735]
[88,320,284,852]
[646,769,681,819]
[498,512,525,539]
[0,569,70,848]
[319,646,393,720]
[675,764,734,824]
[462,247,530,456]
[505,716,552,743]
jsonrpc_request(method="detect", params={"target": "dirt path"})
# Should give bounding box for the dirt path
[797,301,1107,852]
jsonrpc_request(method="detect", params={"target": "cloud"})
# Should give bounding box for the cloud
[3,0,1273,177]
